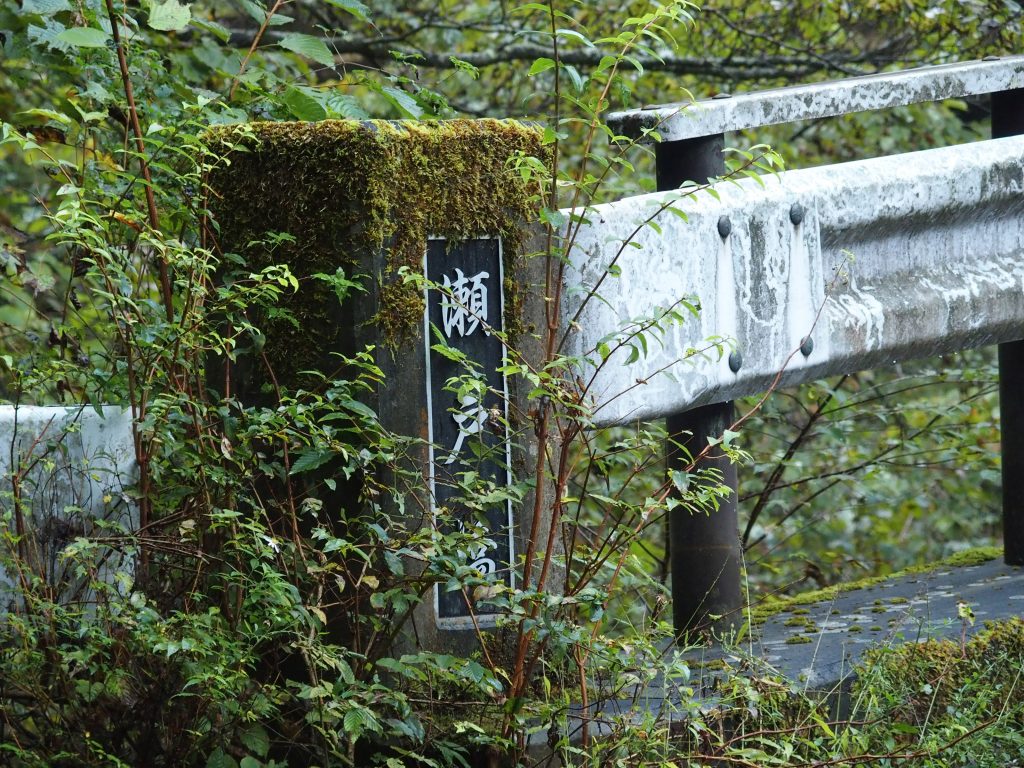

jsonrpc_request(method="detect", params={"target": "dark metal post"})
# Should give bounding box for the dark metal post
[656,136,743,638]
[993,89,1024,566]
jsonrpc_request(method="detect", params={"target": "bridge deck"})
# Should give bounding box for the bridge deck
[714,554,1024,692]
[528,554,1024,758]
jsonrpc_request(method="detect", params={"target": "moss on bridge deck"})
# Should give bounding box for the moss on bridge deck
[707,546,1020,692]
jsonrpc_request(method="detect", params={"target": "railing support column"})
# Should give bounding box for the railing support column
[993,88,1024,566]
[656,136,743,638]
[666,405,742,636]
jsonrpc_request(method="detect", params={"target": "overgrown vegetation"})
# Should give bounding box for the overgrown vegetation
[0,0,1018,766]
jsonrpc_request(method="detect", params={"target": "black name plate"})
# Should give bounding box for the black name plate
[423,238,514,627]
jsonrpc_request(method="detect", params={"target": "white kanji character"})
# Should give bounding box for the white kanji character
[470,555,497,576]
[440,268,489,338]
[445,393,487,465]
[456,518,496,575]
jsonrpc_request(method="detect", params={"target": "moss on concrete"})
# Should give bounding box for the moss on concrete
[749,546,1002,626]
[856,617,1024,724]
[206,119,547,389]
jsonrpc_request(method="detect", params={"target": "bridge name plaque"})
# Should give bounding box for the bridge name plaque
[423,238,514,627]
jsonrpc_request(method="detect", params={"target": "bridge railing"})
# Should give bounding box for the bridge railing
[574,56,1024,636]
[0,405,137,612]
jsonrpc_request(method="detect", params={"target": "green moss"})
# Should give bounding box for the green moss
[206,119,548,389]
[889,596,909,604]
[869,625,883,632]
[785,635,813,645]
[697,658,730,672]
[848,625,863,633]
[856,618,1024,724]
[748,546,1002,626]
[939,546,1003,568]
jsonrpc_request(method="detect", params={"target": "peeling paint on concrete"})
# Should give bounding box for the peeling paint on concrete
[563,135,1024,425]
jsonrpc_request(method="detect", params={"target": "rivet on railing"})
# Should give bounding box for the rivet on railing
[789,202,805,226]
[800,336,814,357]
[728,349,743,373]
[717,215,732,238]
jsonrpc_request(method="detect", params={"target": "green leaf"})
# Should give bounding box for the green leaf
[17,108,73,126]
[28,21,71,52]
[82,80,114,104]
[22,0,71,15]
[239,759,262,768]
[324,0,370,21]
[190,16,232,41]
[278,33,335,68]
[670,470,690,493]
[145,0,192,31]
[56,27,109,48]
[721,429,740,446]
[555,28,595,46]
[528,57,556,76]
[240,725,270,758]
[344,708,376,740]
[239,0,293,25]
[342,398,378,420]
[594,54,618,75]
[282,86,327,121]
[290,449,334,475]
[324,92,369,119]
[384,550,405,577]
[380,86,423,119]
[206,749,238,768]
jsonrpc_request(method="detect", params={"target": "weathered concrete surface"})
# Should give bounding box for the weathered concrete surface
[563,135,1024,425]
[674,557,1024,700]
[608,56,1024,142]
[0,405,137,608]
[738,556,1024,693]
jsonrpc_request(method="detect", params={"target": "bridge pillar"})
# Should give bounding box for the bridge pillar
[993,88,1024,566]
[656,136,743,638]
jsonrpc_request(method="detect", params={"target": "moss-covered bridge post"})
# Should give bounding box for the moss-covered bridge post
[208,120,550,654]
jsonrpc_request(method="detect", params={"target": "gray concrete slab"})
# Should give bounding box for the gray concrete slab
[551,557,1024,735]
[743,556,1024,692]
